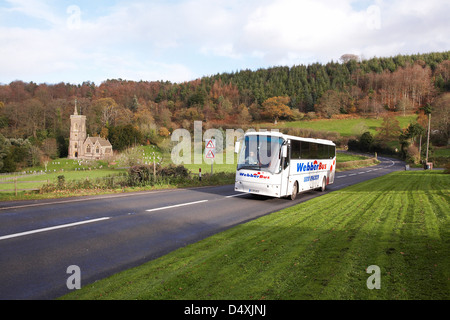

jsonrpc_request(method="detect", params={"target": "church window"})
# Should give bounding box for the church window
[86,145,91,153]
[96,146,100,154]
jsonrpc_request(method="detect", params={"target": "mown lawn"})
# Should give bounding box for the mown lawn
[61,171,449,300]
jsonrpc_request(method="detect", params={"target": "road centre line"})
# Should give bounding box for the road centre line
[146,200,208,213]
[0,217,111,241]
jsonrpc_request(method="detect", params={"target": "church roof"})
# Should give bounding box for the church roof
[85,136,112,147]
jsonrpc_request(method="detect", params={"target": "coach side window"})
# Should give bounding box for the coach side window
[291,140,301,159]
[300,141,310,159]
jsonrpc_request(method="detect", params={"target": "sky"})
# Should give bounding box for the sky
[0,0,449,85]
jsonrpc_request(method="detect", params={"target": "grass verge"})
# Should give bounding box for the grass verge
[61,170,449,300]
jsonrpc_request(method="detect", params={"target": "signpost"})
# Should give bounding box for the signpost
[205,139,215,175]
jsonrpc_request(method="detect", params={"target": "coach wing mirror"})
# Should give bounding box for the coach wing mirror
[281,145,288,158]
[234,141,240,153]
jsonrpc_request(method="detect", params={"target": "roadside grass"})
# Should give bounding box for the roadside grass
[61,170,450,300]
[336,153,369,162]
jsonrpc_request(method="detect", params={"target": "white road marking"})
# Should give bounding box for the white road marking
[225,194,246,198]
[0,217,110,241]
[146,200,208,213]
[0,189,184,211]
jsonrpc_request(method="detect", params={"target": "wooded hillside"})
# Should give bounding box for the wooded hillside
[0,51,448,171]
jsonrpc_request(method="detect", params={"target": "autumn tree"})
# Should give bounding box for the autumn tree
[237,104,252,125]
[431,93,450,144]
[376,114,402,141]
[315,90,341,118]
[261,96,293,123]
[133,105,155,135]
[92,98,119,128]
[22,98,45,138]
[435,60,450,91]
[158,127,170,137]
[340,54,360,63]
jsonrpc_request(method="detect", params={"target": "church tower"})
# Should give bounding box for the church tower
[68,100,87,159]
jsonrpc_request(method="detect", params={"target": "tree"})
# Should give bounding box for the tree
[158,127,170,137]
[0,134,10,172]
[360,132,374,152]
[93,98,119,127]
[315,90,341,118]
[376,114,402,141]
[108,124,143,151]
[431,93,450,145]
[41,138,59,159]
[22,99,45,138]
[405,123,425,144]
[340,54,360,63]
[401,123,426,162]
[261,96,293,123]
[129,95,139,112]
[237,104,252,125]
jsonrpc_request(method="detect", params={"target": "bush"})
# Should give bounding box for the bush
[128,165,153,185]
[57,175,65,188]
[405,145,420,164]
[444,162,450,174]
[159,164,189,178]
[40,173,129,193]
[359,132,374,152]
[127,164,190,186]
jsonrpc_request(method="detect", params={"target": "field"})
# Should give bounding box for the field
[275,115,418,137]
[61,171,450,300]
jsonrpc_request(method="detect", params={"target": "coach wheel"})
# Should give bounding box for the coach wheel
[289,182,298,200]
[320,177,326,192]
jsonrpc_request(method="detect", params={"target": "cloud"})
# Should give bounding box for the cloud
[0,0,449,84]
[2,0,63,26]
[235,0,450,65]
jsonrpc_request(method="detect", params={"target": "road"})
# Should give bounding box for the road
[0,156,404,300]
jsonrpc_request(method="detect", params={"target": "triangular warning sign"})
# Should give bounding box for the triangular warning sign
[206,140,215,149]
[206,150,215,159]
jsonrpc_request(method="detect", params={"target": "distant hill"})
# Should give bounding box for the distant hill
[0,51,448,169]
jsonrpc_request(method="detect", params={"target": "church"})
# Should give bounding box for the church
[68,101,113,160]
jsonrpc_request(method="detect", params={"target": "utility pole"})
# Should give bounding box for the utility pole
[424,103,432,166]
[426,113,431,163]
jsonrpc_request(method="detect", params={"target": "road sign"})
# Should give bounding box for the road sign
[206,139,215,149]
[205,139,215,159]
[205,139,216,175]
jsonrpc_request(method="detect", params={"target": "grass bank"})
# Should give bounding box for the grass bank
[61,170,450,300]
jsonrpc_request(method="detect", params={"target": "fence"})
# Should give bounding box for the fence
[0,178,49,195]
